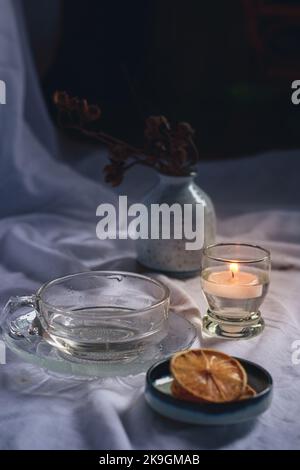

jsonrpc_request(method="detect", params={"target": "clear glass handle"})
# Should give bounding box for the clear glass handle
[1,295,36,329]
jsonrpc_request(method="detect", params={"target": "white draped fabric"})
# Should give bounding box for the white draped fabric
[0,0,300,450]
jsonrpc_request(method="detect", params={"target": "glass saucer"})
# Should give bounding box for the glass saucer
[1,310,197,378]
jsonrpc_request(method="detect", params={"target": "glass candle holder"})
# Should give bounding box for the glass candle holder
[201,243,271,339]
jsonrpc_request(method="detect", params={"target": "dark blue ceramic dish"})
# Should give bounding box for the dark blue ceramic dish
[145,357,273,425]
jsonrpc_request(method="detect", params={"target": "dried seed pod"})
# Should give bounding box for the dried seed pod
[109,144,131,162]
[176,122,195,139]
[53,91,199,186]
[104,163,125,187]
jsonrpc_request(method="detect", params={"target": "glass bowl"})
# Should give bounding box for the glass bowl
[1,271,170,361]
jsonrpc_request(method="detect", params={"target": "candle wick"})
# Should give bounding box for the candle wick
[231,271,234,279]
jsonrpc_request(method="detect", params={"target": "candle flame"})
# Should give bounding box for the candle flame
[229,263,239,278]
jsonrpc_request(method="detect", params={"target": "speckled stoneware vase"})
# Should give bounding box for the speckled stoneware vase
[136,173,216,277]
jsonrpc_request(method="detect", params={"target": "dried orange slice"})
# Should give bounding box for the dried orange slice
[170,349,247,403]
[240,384,256,400]
[171,380,202,403]
[171,379,256,403]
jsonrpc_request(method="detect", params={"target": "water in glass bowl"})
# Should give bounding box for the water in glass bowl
[42,306,168,361]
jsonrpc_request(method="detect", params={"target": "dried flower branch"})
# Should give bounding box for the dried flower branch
[54,91,200,186]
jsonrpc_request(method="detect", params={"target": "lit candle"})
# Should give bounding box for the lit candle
[202,263,262,299]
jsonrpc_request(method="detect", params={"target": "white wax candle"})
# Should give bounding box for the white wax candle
[202,264,262,299]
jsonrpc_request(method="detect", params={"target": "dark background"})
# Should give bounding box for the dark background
[24,0,300,159]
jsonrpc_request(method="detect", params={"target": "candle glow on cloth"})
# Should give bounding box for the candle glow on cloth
[202,263,263,300]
